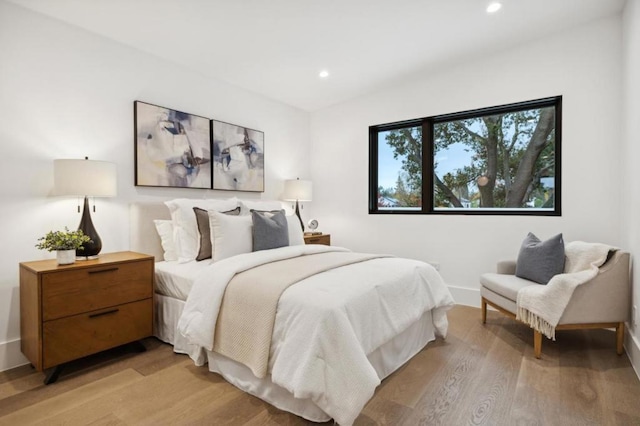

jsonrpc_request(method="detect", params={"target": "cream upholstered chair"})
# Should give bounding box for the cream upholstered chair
[480,251,630,358]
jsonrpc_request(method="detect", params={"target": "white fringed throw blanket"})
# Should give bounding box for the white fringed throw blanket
[516,241,615,340]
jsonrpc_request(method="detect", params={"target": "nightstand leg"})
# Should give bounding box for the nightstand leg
[44,365,64,385]
[131,340,147,353]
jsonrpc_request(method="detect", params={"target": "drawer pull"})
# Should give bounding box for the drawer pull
[88,267,119,275]
[88,308,119,318]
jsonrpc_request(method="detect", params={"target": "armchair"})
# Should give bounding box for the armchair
[480,250,630,358]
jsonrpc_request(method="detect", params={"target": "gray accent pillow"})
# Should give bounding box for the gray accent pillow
[251,209,289,252]
[194,206,241,261]
[515,232,565,284]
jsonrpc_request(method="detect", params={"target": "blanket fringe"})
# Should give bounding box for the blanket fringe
[516,307,556,340]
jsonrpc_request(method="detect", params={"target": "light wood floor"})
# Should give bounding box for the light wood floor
[1,305,639,425]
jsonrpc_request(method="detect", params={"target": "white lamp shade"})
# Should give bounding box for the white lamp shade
[54,159,117,197]
[283,179,312,202]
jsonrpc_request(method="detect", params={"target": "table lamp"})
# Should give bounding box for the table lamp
[54,157,117,258]
[283,178,312,232]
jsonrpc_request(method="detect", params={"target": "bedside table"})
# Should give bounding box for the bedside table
[304,234,331,246]
[20,251,154,384]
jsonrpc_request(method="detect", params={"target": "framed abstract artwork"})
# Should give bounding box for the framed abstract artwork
[134,101,212,189]
[212,120,265,192]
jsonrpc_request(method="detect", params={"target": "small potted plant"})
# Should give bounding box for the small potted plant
[35,227,92,265]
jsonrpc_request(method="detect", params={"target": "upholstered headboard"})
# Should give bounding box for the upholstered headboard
[130,202,170,261]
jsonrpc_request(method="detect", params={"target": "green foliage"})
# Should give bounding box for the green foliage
[35,228,91,251]
[433,108,556,208]
[380,106,556,209]
[381,127,422,208]
[394,173,422,207]
[384,127,422,194]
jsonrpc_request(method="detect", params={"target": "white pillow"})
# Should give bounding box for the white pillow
[153,219,178,261]
[287,215,304,246]
[165,198,239,262]
[239,200,284,215]
[209,211,253,262]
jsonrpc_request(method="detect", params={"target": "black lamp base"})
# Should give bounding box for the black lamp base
[76,196,102,258]
[294,200,304,232]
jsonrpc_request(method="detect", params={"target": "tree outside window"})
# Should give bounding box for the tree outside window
[369,97,561,215]
[376,126,422,210]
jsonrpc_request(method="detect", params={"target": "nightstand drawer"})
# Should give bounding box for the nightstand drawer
[304,234,331,245]
[42,259,153,321]
[42,298,152,369]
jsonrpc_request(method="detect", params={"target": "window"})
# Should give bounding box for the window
[369,96,562,215]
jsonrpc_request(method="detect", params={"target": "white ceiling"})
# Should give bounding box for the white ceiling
[9,0,625,111]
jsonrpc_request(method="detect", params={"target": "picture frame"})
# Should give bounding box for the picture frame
[134,101,212,189]
[212,119,265,192]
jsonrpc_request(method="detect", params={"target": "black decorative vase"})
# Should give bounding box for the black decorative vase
[76,196,102,258]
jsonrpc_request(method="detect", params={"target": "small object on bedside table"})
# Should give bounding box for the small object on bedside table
[35,227,92,265]
[304,234,330,246]
[19,251,154,384]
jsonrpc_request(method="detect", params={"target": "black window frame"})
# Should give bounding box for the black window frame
[369,96,562,216]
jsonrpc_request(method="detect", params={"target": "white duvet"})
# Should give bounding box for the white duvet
[178,245,454,425]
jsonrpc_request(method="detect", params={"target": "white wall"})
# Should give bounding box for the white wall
[310,16,623,306]
[0,1,310,370]
[622,0,640,378]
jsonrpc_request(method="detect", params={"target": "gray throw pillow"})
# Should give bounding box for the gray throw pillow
[515,232,565,284]
[251,209,289,252]
[193,206,241,261]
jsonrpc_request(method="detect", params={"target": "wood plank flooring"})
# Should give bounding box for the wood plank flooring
[1,305,639,425]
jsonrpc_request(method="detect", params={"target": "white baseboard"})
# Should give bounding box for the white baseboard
[448,285,480,307]
[625,326,640,382]
[0,338,29,372]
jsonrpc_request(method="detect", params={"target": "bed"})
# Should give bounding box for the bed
[130,200,454,425]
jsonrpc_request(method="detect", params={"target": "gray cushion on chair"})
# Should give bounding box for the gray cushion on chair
[481,273,538,302]
[515,232,565,284]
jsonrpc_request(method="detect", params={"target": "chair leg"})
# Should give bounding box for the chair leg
[616,322,625,355]
[533,330,542,359]
[481,298,487,324]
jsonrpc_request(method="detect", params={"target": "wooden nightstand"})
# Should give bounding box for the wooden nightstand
[20,251,154,384]
[304,234,331,246]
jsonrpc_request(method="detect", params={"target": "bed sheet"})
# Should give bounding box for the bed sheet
[154,260,210,301]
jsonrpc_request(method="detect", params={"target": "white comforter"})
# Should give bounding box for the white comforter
[178,245,454,425]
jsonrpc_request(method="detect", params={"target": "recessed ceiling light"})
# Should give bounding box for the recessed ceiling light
[319,70,329,79]
[487,2,502,13]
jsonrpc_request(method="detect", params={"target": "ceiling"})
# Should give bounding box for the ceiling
[9,0,626,111]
